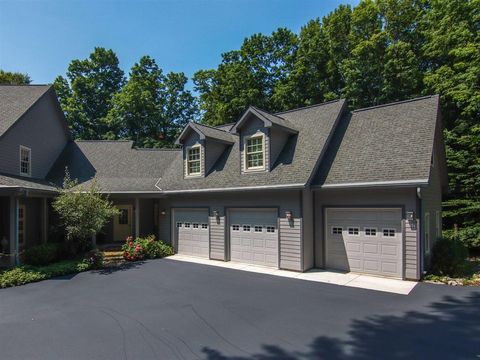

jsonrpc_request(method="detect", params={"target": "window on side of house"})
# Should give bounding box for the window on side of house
[19,146,31,177]
[245,134,264,170]
[425,212,430,253]
[187,145,201,176]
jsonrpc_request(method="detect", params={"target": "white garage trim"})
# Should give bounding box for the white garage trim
[325,207,404,279]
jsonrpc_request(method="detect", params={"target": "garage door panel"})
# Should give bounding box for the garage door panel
[230,209,278,268]
[175,209,209,258]
[326,208,403,278]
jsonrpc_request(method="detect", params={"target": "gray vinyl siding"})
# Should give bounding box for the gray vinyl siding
[269,127,289,168]
[183,133,205,178]
[302,188,314,270]
[205,141,226,174]
[0,92,69,179]
[421,151,443,268]
[157,190,302,270]
[139,198,155,237]
[315,188,420,280]
[240,117,270,173]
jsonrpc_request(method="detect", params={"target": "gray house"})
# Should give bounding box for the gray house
[0,85,446,280]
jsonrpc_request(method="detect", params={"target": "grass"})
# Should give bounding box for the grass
[0,259,93,289]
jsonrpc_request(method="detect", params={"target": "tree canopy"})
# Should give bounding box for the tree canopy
[0,70,31,85]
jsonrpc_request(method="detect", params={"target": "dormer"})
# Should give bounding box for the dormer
[231,106,298,173]
[175,122,236,178]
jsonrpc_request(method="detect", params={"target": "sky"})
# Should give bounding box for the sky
[0,0,359,86]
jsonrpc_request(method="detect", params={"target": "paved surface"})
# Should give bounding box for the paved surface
[170,254,417,295]
[0,259,478,360]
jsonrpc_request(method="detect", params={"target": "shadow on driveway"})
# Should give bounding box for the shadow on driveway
[202,291,480,359]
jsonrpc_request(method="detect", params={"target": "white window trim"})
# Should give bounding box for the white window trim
[244,133,266,172]
[242,224,251,232]
[425,213,430,254]
[382,228,396,237]
[186,144,202,177]
[347,227,360,236]
[364,227,377,237]
[331,226,343,235]
[19,145,31,177]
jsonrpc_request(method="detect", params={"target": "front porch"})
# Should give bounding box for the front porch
[0,192,50,267]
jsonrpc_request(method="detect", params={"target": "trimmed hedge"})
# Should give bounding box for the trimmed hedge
[23,243,60,266]
[429,238,468,276]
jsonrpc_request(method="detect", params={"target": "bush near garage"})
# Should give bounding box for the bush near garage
[23,243,60,266]
[429,238,468,277]
[122,235,174,261]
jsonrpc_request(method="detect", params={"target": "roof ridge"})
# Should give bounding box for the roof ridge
[275,98,344,115]
[352,95,438,113]
[0,84,51,87]
[194,121,237,135]
[134,147,181,152]
[251,106,285,120]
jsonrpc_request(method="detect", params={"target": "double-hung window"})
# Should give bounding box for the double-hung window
[19,146,31,177]
[245,135,264,170]
[187,145,201,176]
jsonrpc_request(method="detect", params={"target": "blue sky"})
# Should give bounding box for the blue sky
[0,0,358,86]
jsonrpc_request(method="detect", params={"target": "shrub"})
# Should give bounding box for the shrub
[429,238,468,276]
[82,249,104,269]
[23,243,60,266]
[122,235,174,261]
[0,260,94,289]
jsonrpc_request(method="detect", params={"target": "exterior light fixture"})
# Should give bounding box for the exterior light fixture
[406,211,415,221]
[160,209,166,216]
[286,211,293,221]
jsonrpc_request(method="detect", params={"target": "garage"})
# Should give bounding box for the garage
[229,208,278,267]
[174,208,209,258]
[325,208,403,278]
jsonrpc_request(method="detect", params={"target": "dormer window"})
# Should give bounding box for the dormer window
[245,134,265,171]
[19,145,31,177]
[187,145,201,176]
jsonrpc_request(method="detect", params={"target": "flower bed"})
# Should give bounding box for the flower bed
[122,235,174,261]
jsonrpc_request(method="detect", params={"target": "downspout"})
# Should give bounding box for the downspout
[416,187,423,277]
[15,197,19,266]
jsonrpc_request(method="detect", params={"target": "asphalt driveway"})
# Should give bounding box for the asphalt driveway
[0,259,478,360]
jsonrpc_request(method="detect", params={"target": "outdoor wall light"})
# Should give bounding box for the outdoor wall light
[160,209,166,216]
[285,211,293,221]
[406,211,415,221]
[213,210,220,223]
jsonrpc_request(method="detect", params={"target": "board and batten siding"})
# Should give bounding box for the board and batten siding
[0,91,69,179]
[314,188,421,280]
[157,190,303,270]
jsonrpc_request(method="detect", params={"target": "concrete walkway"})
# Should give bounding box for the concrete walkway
[169,254,417,295]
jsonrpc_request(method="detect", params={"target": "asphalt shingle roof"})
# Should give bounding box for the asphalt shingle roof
[191,123,237,143]
[314,95,440,187]
[47,141,180,192]
[0,173,57,192]
[0,85,51,137]
[156,99,346,192]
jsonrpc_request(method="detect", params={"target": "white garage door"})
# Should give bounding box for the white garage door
[229,209,278,267]
[325,208,403,278]
[174,209,209,258]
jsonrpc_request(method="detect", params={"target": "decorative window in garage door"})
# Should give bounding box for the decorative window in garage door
[332,227,343,235]
[348,227,359,235]
[365,228,377,236]
[383,228,395,237]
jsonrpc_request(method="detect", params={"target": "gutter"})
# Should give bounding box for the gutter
[159,183,306,194]
[314,179,429,189]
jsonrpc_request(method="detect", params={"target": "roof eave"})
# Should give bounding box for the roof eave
[314,179,429,190]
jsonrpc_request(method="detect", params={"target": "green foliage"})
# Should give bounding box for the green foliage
[82,249,104,269]
[0,260,94,289]
[122,235,174,261]
[107,56,197,147]
[0,70,31,84]
[54,47,125,139]
[23,243,60,266]
[52,170,119,242]
[429,238,469,276]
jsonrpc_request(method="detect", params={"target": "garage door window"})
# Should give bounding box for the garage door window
[243,225,251,232]
[365,228,377,236]
[383,228,395,237]
[201,223,208,230]
[254,225,263,232]
[176,222,182,228]
[332,227,342,235]
[348,227,359,235]
[193,223,199,229]
[232,224,240,231]
[184,222,191,228]
[266,226,275,233]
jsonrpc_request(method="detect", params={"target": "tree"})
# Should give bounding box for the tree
[52,170,119,245]
[0,70,31,85]
[107,56,197,147]
[54,47,125,139]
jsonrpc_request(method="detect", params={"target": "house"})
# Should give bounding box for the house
[0,85,447,280]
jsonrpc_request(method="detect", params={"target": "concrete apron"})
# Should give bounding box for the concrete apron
[168,254,417,295]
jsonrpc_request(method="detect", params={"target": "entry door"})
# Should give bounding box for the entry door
[229,209,278,267]
[114,205,133,242]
